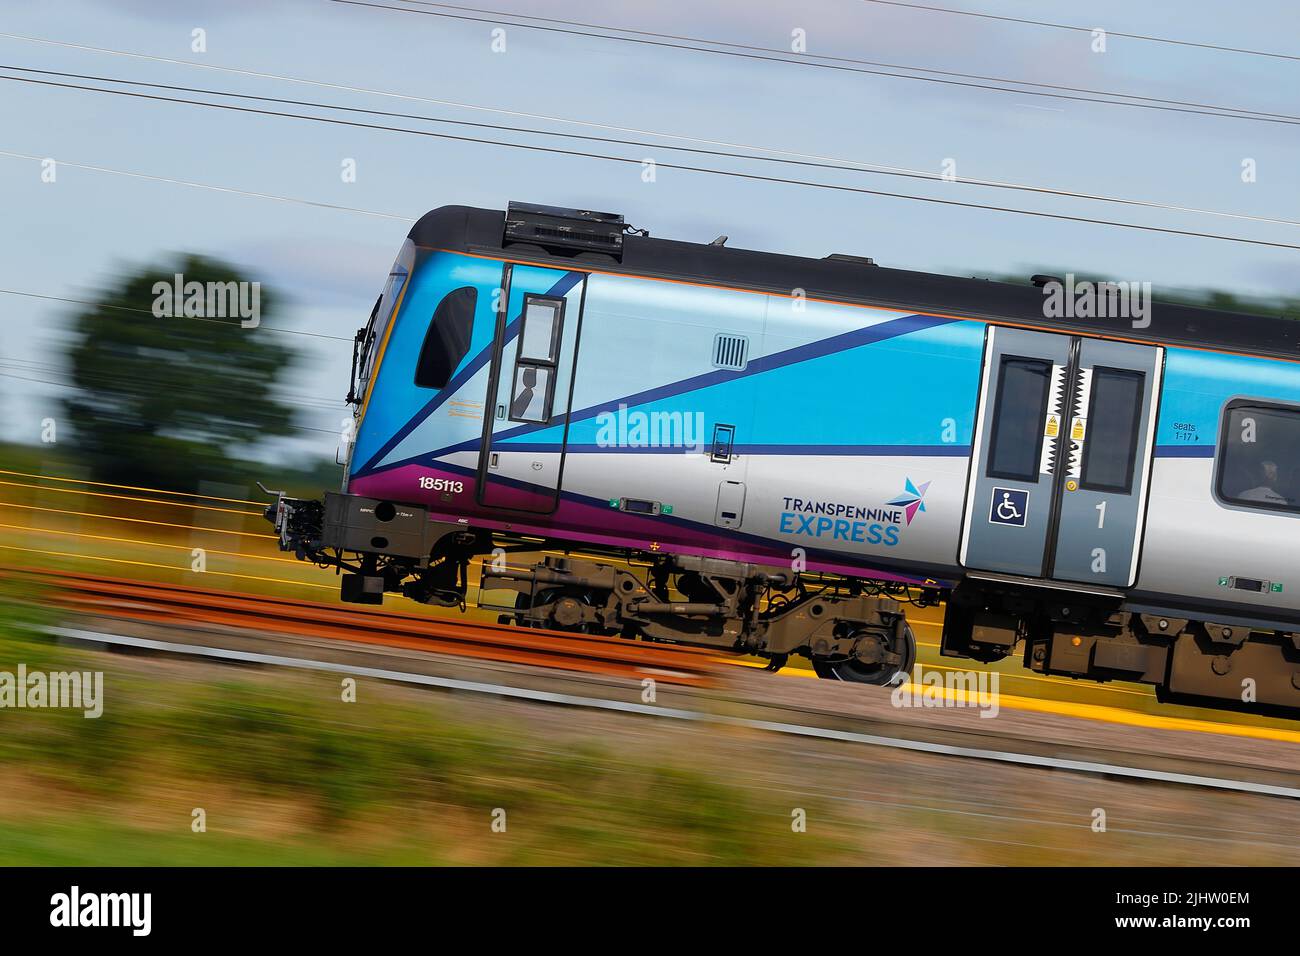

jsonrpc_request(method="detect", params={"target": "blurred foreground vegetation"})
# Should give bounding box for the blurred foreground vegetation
[3,581,1299,866]
[0,585,838,866]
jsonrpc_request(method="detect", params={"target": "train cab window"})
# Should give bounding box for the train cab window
[359,270,407,385]
[357,238,415,398]
[1081,367,1144,493]
[507,294,564,423]
[414,286,477,389]
[986,357,1051,483]
[1217,400,1300,513]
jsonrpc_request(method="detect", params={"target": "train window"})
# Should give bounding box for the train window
[1081,367,1144,493]
[414,286,477,389]
[358,238,415,396]
[518,295,564,364]
[359,271,406,385]
[986,356,1051,483]
[1217,400,1300,514]
[508,364,554,423]
[505,294,565,423]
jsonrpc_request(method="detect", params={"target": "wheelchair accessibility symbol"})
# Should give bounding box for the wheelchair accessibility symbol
[989,487,1029,527]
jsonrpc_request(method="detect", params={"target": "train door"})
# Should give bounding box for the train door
[959,326,1163,587]
[477,263,587,513]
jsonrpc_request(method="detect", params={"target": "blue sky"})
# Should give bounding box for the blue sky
[1,0,1297,461]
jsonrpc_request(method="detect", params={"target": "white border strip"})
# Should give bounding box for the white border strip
[48,626,1300,800]
[1128,347,1165,585]
[959,326,997,565]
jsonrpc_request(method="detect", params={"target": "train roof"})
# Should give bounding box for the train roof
[409,203,1300,362]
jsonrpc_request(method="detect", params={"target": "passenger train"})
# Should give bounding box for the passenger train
[264,202,1300,715]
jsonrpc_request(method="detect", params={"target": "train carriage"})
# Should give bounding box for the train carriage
[265,201,1300,714]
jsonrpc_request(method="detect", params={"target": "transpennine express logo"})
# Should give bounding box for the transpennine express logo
[779,479,929,547]
[886,478,930,525]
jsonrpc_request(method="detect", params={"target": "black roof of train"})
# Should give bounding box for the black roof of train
[410,204,1300,362]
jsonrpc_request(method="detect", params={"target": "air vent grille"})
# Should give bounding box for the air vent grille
[713,334,749,370]
[531,224,620,247]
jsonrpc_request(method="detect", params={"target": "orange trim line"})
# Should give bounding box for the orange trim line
[430,246,1299,366]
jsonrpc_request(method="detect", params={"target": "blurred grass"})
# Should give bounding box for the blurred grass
[0,598,843,865]
[1,574,1297,866]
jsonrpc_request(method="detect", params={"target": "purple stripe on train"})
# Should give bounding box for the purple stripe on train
[348,463,945,586]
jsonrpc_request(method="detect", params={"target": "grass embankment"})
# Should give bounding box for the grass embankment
[0,582,841,865]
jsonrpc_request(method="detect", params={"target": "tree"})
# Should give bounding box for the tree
[61,254,299,491]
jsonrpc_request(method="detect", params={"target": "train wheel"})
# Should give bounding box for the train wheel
[812,623,917,686]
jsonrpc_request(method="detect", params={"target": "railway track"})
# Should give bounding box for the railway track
[4,568,719,687]
[38,621,1300,802]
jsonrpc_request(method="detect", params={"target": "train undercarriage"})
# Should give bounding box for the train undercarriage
[477,552,919,683]
[262,489,919,683]
[941,575,1300,715]
[262,488,1300,711]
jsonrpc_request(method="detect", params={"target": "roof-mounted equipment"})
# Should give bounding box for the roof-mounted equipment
[504,202,626,260]
[826,253,877,267]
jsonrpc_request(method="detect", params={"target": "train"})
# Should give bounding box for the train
[263,201,1300,715]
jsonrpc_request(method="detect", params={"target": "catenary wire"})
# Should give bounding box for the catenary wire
[5,30,1294,225]
[4,70,1300,252]
[856,0,1300,64]
[330,0,1300,125]
[3,64,1296,231]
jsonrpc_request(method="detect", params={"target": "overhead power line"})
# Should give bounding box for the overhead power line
[0,146,410,225]
[4,63,1296,231]
[3,68,1299,252]
[858,0,1300,64]
[326,0,1299,126]
[0,146,409,223]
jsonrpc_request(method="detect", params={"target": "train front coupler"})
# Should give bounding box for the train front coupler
[259,486,488,606]
[257,482,327,560]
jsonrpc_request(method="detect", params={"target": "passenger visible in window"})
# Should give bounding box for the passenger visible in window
[510,365,553,422]
[511,366,539,419]
[1239,459,1288,504]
